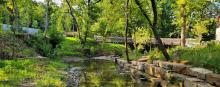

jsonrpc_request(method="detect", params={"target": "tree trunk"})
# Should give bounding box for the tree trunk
[180,3,186,47]
[135,0,171,61]
[11,0,20,59]
[84,0,91,45]
[65,0,81,42]
[44,0,49,36]
[125,0,130,62]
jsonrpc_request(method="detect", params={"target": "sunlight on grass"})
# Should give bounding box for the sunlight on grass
[0,59,67,86]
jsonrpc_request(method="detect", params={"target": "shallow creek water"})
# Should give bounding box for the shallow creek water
[67,59,155,87]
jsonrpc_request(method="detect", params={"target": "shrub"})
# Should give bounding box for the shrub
[168,42,220,73]
[48,29,64,49]
[25,30,64,58]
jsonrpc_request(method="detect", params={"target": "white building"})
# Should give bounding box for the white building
[216,27,220,41]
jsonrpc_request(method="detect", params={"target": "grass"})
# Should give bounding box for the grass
[56,37,126,57]
[0,58,68,87]
[147,41,220,73]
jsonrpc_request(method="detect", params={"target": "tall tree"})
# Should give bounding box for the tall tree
[178,0,187,47]
[125,0,130,62]
[11,0,20,33]
[135,0,171,60]
[44,0,50,36]
[65,0,81,42]
[84,0,101,44]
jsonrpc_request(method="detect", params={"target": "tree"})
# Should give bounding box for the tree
[84,0,101,44]
[65,0,81,42]
[44,0,50,36]
[178,0,187,47]
[11,0,20,34]
[125,0,130,62]
[192,21,208,41]
[135,0,171,61]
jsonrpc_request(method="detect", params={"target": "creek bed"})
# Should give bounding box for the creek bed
[67,59,176,87]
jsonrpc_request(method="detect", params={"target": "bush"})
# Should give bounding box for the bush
[25,30,64,58]
[48,29,64,49]
[168,42,220,73]
[0,32,37,59]
[25,33,53,57]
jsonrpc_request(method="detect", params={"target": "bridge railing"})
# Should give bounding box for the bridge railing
[94,35,198,46]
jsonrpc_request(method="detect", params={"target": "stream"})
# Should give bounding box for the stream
[66,57,155,87]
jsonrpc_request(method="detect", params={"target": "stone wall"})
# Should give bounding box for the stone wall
[111,57,220,87]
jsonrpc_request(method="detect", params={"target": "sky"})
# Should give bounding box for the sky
[34,0,61,6]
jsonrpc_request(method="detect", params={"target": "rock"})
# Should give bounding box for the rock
[137,62,146,71]
[154,67,164,78]
[180,60,190,65]
[131,61,138,66]
[172,63,190,75]
[152,60,160,67]
[146,64,155,76]
[67,67,83,87]
[184,77,202,87]
[206,73,220,87]
[138,57,150,62]
[196,82,215,87]
[187,67,213,80]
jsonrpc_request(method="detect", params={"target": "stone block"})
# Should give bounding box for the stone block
[146,64,155,76]
[196,82,215,87]
[172,63,190,75]
[153,60,160,66]
[184,77,202,87]
[137,62,145,71]
[206,73,220,87]
[160,61,172,69]
[187,67,213,80]
[138,57,150,62]
[154,67,171,80]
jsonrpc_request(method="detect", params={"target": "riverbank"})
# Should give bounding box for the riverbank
[0,58,67,87]
[110,55,220,87]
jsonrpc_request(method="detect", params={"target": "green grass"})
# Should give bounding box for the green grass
[0,58,67,87]
[171,43,220,73]
[56,37,126,57]
[147,42,220,73]
[56,37,84,57]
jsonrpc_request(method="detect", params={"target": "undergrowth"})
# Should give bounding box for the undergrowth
[147,41,220,73]
[0,58,67,86]
[56,37,126,57]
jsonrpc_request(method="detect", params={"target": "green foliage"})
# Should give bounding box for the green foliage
[56,37,125,57]
[25,30,64,58]
[168,42,220,73]
[25,33,53,57]
[148,48,166,61]
[56,37,84,57]
[0,59,67,86]
[0,32,37,59]
[133,27,152,44]
[48,29,64,49]
[98,43,126,56]
[192,21,209,40]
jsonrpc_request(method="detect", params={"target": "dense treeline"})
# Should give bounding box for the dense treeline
[0,0,219,60]
[0,0,219,38]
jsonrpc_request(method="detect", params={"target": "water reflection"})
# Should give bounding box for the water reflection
[70,59,151,87]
